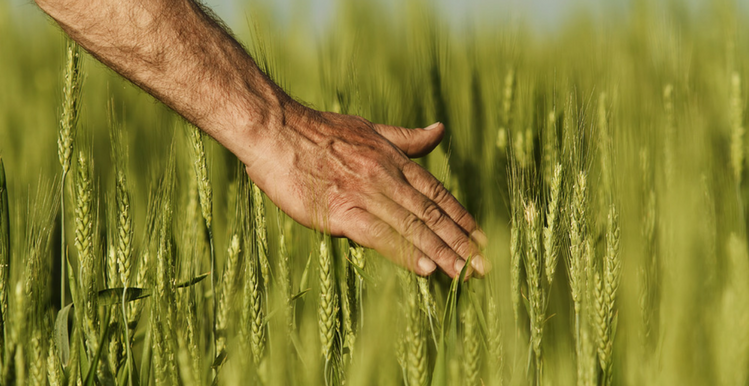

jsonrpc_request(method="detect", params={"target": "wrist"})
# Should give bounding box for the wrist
[223,80,312,172]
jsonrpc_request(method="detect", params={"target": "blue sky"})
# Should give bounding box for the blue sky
[9,0,629,33]
[8,0,739,39]
[204,0,618,33]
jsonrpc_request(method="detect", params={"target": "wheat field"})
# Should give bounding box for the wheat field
[0,1,748,385]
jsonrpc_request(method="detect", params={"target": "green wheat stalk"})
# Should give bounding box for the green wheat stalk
[524,200,544,384]
[187,123,217,362]
[318,237,338,362]
[216,233,240,358]
[399,269,427,386]
[486,294,503,385]
[74,150,99,359]
[544,109,558,187]
[277,208,293,332]
[462,297,480,386]
[241,175,265,367]
[57,39,83,310]
[47,335,64,386]
[252,182,271,292]
[0,156,9,360]
[543,163,562,287]
[731,72,745,184]
[596,205,621,386]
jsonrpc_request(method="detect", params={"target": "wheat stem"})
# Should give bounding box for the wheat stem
[731,73,745,184]
[0,156,9,356]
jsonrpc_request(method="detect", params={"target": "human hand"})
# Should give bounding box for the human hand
[33,0,486,278]
[243,105,488,278]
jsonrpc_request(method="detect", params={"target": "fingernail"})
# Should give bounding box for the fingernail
[418,257,437,274]
[470,255,487,277]
[425,122,441,130]
[454,259,466,275]
[471,229,488,248]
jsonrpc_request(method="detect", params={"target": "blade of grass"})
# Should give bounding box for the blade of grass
[83,308,112,386]
[431,258,472,386]
[54,303,74,368]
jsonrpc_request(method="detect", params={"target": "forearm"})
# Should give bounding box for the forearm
[36,0,300,163]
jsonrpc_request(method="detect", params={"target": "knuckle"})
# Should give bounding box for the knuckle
[328,192,362,219]
[421,202,445,227]
[450,234,475,259]
[366,220,391,242]
[430,242,456,265]
[427,178,448,202]
[400,213,423,237]
[453,208,475,231]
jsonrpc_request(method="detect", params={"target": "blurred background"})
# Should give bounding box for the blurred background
[5,0,726,34]
[2,0,749,385]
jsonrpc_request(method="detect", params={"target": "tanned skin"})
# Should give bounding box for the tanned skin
[35,0,488,278]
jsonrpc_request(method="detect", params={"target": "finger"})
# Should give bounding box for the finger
[379,178,486,277]
[367,194,470,278]
[373,122,444,158]
[343,208,437,276]
[402,162,489,272]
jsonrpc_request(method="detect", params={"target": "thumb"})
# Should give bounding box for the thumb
[374,122,445,158]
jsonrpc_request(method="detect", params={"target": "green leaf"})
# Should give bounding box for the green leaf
[344,252,375,285]
[299,252,313,294]
[289,332,308,367]
[290,288,311,302]
[98,274,209,306]
[139,328,152,386]
[84,309,112,386]
[431,338,447,386]
[176,272,210,288]
[211,350,227,369]
[98,287,150,306]
[116,346,140,386]
[66,251,81,310]
[611,311,619,342]
[0,156,9,336]
[55,303,74,368]
[458,256,472,284]
[432,258,472,386]
[116,360,128,386]
[0,156,9,256]
[264,307,279,327]
[467,287,490,351]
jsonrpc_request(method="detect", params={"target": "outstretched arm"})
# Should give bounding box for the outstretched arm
[36,0,487,278]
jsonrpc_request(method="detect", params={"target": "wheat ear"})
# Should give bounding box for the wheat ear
[524,201,544,382]
[74,150,99,358]
[463,298,480,386]
[57,39,83,310]
[187,123,217,361]
[318,237,339,365]
[543,163,562,286]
